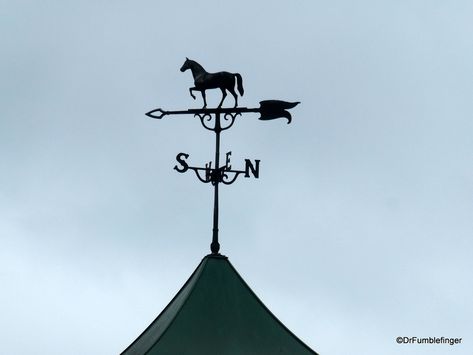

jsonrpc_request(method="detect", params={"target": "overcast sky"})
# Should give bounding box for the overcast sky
[1,1,472,354]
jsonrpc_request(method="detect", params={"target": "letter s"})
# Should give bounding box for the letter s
[174,153,189,173]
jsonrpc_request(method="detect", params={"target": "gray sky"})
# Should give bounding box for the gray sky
[1,0,472,354]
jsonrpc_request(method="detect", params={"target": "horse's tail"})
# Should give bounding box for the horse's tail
[235,73,244,96]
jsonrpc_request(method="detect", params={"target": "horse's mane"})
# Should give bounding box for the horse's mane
[188,59,205,73]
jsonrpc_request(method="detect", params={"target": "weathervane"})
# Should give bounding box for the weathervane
[147,58,299,254]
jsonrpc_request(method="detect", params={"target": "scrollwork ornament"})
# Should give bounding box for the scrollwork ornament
[194,113,215,131]
[190,167,212,183]
[220,171,242,185]
[221,112,241,131]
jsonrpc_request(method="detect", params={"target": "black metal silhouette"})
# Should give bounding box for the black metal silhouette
[180,58,244,108]
[259,100,300,124]
[148,61,299,254]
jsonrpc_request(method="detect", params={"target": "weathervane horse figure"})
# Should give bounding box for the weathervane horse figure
[180,58,244,108]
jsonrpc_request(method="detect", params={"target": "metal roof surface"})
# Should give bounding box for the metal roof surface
[122,254,318,355]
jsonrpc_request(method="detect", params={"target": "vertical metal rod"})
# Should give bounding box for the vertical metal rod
[210,112,221,254]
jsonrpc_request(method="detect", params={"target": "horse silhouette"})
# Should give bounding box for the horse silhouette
[180,58,244,108]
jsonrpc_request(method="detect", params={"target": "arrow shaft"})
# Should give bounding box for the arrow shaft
[146,107,261,119]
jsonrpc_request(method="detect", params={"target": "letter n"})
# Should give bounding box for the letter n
[244,159,260,178]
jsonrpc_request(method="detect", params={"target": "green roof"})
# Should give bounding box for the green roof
[122,254,318,355]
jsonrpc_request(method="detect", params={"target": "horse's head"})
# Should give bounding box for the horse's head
[180,58,190,72]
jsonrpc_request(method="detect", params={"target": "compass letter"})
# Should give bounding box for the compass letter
[244,159,260,178]
[225,151,232,170]
[174,153,189,173]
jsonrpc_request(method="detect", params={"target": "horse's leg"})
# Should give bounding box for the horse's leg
[201,90,207,108]
[218,88,227,108]
[189,87,196,100]
[228,86,238,108]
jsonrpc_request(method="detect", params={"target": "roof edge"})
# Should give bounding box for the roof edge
[226,258,319,355]
[121,255,209,354]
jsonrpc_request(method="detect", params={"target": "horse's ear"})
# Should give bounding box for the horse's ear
[186,57,189,60]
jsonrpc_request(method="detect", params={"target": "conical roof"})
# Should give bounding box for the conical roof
[122,254,318,355]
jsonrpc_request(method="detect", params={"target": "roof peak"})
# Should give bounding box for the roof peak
[122,255,318,355]
[203,253,228,260]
